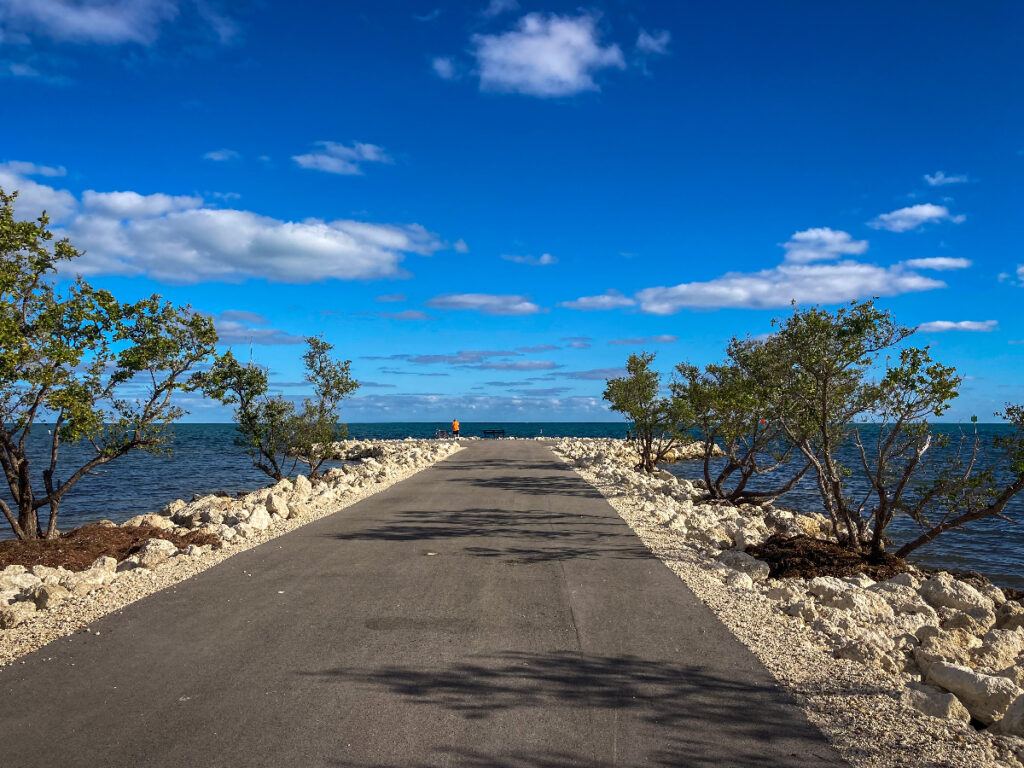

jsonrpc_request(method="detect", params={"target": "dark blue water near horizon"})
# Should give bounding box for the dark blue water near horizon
[2,422,1021,589]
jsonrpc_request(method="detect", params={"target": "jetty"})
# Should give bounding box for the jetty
[0,441,843,767]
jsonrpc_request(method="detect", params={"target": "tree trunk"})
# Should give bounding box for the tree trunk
[17,504,41,541]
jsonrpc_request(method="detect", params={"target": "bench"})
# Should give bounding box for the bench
[481,429,506,439]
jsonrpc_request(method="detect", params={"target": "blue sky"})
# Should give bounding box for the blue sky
[1,0,1022,421]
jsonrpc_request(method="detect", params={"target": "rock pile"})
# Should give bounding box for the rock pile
[555,437,1024,759]
[0,439,460,643]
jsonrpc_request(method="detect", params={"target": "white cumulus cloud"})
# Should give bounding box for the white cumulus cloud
[427,293,541,315]
[292,141,392,176]
[916,320,997,333]
[472,13,625,97]
[781,227,868,263]
[0,162,443,284]
[869,203,965,233]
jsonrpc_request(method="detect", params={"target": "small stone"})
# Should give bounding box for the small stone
[724,571,754,590]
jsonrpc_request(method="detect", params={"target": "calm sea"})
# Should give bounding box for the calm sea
[2,422,1020,589]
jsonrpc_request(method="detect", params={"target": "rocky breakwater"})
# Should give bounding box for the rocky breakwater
[554,437,1024,768]
[0,438,461,665]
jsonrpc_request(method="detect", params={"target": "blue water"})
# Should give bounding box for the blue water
[1,422,1020,589]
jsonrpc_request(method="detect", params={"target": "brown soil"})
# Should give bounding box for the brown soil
[748,534,911,581]
[0,524,221,572]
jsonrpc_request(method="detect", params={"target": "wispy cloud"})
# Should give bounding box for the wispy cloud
[0,0,179,45]
[781,228,867,263]
[0,159,65,177]
[516,344,559,353]
[481,0,518,18]
[292,141,392,176]
[427,293,541,315]
[924,171,969,187]
[559,290,635,310]
[380,310,430,321]
[502,252,557,266]
[635,260,946,314]
[562,367,626,380]
[869,203,965,232]
[473,360,560,371]
[917,320,998,333]
[203,148,240,162]
[376,293,407,303]
[902,257,971,271]
[561,336,592,349]
[608,334,677,346]
[213,310,304,346]
[471,13,625,97]
[636,29,670,55]
[432,56,456,80]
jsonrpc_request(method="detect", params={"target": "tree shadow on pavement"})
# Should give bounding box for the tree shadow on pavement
[311,650,845,768]
[445,473,605,498]
[327,507,651,563]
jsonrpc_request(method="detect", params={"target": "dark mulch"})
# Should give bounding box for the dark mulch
[0,524,221,572]
[748,534,911,581]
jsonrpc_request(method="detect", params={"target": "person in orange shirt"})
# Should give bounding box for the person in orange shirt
[451,418,460,437]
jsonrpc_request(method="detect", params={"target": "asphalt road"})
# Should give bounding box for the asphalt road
[0,441,846,767]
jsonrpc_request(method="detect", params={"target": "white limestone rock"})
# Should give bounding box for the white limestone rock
[807,576,852,601]
[264,494,290,519]
[292,474,313,500]
[717,550,771,583]
[973,628,1024,672]
[136,538,179,569]
[724,571,754,590]
[122,513,175,531]
[31,583,71,610]
[919,572,996,618]
[247,506,272,531]
[923,658,1022,725]
[903,682,971,721]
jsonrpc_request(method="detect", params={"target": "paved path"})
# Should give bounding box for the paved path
[0,441,845,767]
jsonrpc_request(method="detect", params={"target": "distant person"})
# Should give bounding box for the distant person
[452,418,460,438]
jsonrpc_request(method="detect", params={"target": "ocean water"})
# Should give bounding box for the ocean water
[2,422,1020,589]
